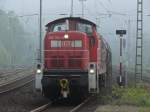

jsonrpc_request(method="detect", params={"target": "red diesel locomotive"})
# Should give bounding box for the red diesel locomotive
[35,17,112,102]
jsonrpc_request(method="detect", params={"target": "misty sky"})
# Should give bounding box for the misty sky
[0,0,149,20]
[0,0,150,27]
[0,0,149,34]
[0,0,150,67]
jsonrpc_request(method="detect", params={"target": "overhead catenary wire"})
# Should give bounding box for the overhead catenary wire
[79,0,87,17]
[96,0,130,19]
[97,0,110,14]
[70,0,74,17]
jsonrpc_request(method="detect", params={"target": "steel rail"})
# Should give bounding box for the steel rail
[0,67,35,94]
[0,74,34,94]
[0,67,33,77]
[30,95,93,112]
[0,69,34,86]
[70,95,93,112]
[30,102,52,112]
[0,69,24,76]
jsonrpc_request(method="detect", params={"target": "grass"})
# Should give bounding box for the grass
[96,84,150,112]
[111,83,150,107]
[139,107,150,112]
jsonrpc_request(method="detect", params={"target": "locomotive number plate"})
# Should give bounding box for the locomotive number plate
[61,41,73,47]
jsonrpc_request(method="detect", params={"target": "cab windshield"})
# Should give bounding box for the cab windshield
[76,22,93,35]
[51,22,67,32]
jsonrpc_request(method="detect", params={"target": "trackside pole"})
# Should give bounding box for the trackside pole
[116,30,127,86]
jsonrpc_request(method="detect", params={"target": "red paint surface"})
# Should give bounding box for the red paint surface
[44,31,89,70]
[43,17,110,74]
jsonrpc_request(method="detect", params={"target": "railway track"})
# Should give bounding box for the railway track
[0,69,22,78]
[30,95,94,112]
[0,66,34,76]
[0,67,35,94]
[0,66,31,75]
[30,102,52,112]
[70,96,93,112]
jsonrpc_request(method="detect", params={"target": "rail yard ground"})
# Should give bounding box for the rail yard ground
[0,67,150,112]
[0,81,149,112]
[0,81,49,112]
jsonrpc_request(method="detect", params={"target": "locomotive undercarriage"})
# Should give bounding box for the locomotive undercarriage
[41,70,88,103]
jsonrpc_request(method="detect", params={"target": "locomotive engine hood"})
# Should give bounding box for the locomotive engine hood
[44,31,89,71]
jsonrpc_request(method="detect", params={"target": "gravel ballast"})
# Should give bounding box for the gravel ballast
[0,81,49,112]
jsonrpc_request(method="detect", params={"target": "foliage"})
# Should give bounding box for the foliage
[111,84,150,107]
[0,9,34,66]
[139,107,150,112]
[0,41,11,65]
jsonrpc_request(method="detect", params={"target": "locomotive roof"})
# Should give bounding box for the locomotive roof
[46,17,96,27]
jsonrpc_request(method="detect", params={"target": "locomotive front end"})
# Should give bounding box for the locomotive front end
[35,17,112,102]
[42,31,89,101]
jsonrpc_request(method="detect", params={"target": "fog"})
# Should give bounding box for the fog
[0,0,150,69]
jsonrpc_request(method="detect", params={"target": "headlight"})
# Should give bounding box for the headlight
[89,69,95,74]
[64,34,69,39]
[36,69,41,74]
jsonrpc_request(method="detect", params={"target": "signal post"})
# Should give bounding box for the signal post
[116,30,127,86]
